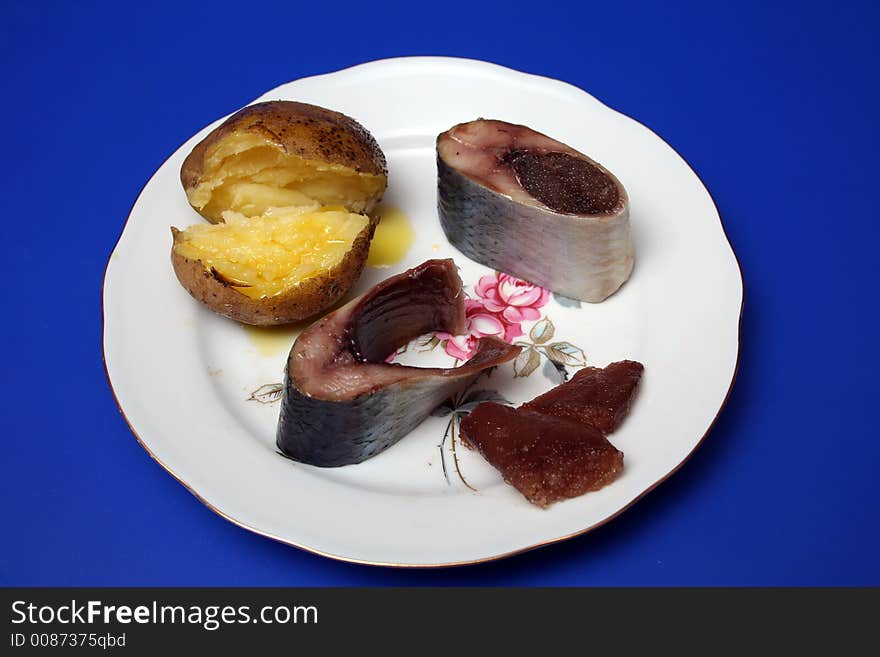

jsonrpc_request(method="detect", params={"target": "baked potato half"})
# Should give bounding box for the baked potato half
[171,207,376,326]
[172,100,388,325]
[181,100,387,223]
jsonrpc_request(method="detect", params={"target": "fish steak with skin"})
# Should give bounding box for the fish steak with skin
[437,119,634,303]
[277,259,522,467]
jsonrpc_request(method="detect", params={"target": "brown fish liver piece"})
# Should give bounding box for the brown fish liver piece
[460,403,624,508]
[522,360,644,434]
[459,360,643,507]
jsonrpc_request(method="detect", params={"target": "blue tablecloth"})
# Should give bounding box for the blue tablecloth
[2,0,877,585]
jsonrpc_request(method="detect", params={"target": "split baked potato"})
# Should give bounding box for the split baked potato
[171,100,388,325]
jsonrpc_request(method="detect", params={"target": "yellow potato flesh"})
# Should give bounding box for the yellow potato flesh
[174,208,369,299]
[186,133,385,220]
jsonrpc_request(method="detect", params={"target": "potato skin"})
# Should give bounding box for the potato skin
[181,100,387,223]
[170,219,377,326]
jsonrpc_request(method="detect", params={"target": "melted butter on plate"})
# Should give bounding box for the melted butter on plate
[243,324,303,357]
[367,204,414,267]
[242,298,352,357]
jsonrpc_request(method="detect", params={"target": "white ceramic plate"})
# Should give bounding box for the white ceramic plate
[103,57,742,567]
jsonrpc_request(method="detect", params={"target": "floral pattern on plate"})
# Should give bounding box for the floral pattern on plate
[415,271,588,383]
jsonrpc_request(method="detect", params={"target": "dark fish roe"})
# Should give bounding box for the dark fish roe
[460,404,624,508]
[460,360,643,507]
[506,150,620,215]
[523,360,644,434]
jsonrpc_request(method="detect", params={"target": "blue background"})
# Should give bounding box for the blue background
[2,0,877,586]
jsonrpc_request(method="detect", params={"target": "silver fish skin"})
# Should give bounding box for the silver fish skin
[276,259,521,467]
[437,119,634,303]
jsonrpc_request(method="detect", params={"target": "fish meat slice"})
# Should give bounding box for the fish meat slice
[276,259,521,467]
[437,119,633,302]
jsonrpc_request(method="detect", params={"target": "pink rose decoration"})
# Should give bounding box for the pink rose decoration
[475,273,550,324]
[432,272,550,362]
[436,299,508,361]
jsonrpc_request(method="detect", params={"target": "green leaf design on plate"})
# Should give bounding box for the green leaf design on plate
[513,346,541,377]
[529,317,555,344]
[417,334,441,351]
[248,383,283,404]
[542,359,570,383]
[543,341,587,367]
